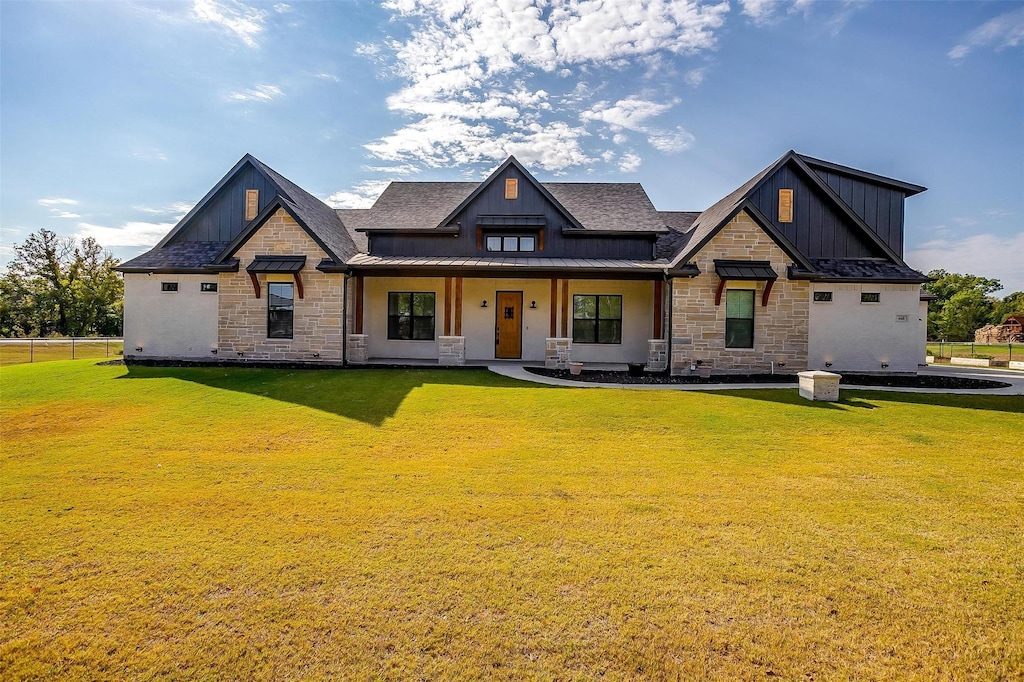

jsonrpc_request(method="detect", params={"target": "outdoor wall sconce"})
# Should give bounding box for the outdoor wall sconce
[210,349,218,355]
[777,362,786,368]
[135,346,143,352]
[880,362,889,369]
[312,352,320,358]
[237,351,244,357]
[530,300,537,309]
[824,361,833,368]
[481,300,488,307]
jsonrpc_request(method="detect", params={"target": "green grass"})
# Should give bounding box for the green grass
[2,361,1022,680]
[928,342,1020,362]
[0,340,123,366]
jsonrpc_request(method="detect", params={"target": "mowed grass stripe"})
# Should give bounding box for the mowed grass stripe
[1,361,1022,679]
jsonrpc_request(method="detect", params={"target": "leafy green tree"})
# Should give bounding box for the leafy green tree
[991,291,1024,325]
[923,270,1002,340]
[0,229,123,337]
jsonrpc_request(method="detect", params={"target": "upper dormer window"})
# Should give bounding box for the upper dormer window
[505,178,518,200]
[486,234,535,252]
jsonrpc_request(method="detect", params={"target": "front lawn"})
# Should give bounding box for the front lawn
[1,361,1022,679]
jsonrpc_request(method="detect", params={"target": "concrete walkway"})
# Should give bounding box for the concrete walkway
[488,363,1024,396]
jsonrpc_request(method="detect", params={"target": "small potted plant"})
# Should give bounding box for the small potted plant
[627,362,645,377]
[696,359,712,378]
[569,361,584,376]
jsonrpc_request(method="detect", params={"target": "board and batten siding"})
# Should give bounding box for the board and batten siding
[812,168,906,255]
[170,162,278,244]
[123,274,219,359]
[749,164,888,260]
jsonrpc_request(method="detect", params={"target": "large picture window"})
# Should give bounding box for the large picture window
[725,290,754,348]
[388,292,435,340]
[267,282,294,339]
[572,295,622,344]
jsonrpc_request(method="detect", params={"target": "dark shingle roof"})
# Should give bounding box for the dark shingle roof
[336,209,370,252]
[363,182,476,230]
[806,258,930,282]
[358,180,668,233]
[248,157,357,262]
[117,242,228,272]
[655,211,701,259]
[544,183,667,233]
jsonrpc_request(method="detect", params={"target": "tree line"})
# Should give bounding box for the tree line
[923,270,1023,341]
[0,229,1021,341]
[1,229,123,337]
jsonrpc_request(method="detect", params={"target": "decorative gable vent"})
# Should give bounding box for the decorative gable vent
[505,178,518,200]
[245,189,259,221]
[778,189,793,223]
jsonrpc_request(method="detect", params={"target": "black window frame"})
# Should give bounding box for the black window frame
[725,289,755,349]
[572,294,622,344]
[484,234,536,253]
[861,292,881,303]
[200,282,218,293]
[813,291,832,302]
[387,292,436,341]
[267,282,294,339]
[161,282,178,292]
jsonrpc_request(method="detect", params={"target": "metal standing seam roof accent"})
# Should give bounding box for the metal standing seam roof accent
[345,253,671,270]
[246,255,307,273]
[714,260,778,280]
[476,215,547,226]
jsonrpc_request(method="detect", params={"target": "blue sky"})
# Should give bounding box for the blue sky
[2,0,1022,293]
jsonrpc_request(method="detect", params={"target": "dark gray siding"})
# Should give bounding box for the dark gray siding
[169,162,278,244]
[812,169,905,255]
[371,166,656,260]
[749,164,885,259]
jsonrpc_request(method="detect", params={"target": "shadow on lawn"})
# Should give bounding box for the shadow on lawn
[712,387,1024,415]
[119,364,530,426]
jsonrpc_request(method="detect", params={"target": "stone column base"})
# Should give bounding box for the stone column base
[347,334,368,364]
[438,336,466,366]
[646,339,667,372]
[545,337,572,369]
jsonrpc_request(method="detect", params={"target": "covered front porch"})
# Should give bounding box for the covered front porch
[344,266,669,370]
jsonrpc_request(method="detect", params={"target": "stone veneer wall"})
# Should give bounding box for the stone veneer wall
[670,210,810,374]
[218,209,344,361]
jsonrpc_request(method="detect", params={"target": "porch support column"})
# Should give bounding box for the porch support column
[444,276,453,335]
[454,277,463,336]
[354,275,364,334]
[653,279,663,339]
[560,278,569,337]
[549,278,557,337]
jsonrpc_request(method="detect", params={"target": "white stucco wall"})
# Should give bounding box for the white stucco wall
[123,274,219,359]
[359,276,654,363]
[807,283,924,373]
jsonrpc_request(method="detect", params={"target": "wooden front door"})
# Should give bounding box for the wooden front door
[494,291,523,359]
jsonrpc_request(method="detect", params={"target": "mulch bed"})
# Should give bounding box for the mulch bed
[526,367,1010,390]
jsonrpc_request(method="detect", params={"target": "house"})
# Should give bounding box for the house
[116,151,931,374]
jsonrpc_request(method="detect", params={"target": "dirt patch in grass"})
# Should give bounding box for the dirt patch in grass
[526,367,1011,389]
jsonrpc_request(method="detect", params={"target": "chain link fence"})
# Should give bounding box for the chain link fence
[927,341,1016,364]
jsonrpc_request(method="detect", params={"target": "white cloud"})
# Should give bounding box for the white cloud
[131,147,168,161]
[647,127,695,152]
[581,97,677,131]
[228,84,283,102]
[191,0,267,48]
[325,180,392,209]
[618,152,642,172]
[364,0,729,173]
[38,198,78,207]
[360,164,422,176]
[50,211,81,219]
[739,0,782,25]
[273,3,292,13]
[74,221,176,248]
[949,7,1024,60]
[684,67,706,86]
[133,202,193,218]
[907,232,1024,295]
[315,72,341,83]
